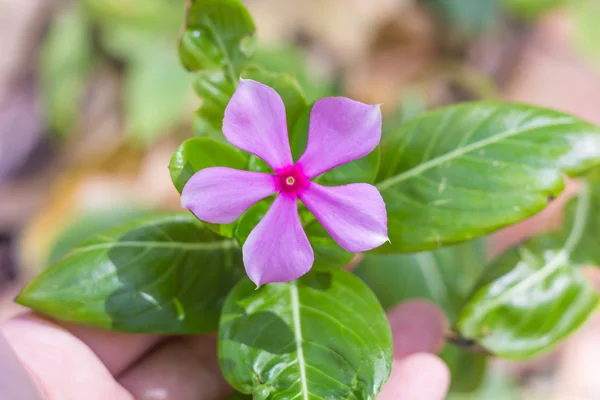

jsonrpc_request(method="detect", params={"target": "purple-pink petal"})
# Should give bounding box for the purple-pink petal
[299,182,388,253]
[243,194,314,286]
[223,79,293,171]
[297,97,382,178]
[182,167,277,224]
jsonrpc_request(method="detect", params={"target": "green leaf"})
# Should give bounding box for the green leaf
[570,0,600,71]
[441,346,487,393]
[169,137,248,194]
[376,102,600,252]
[48,206,153,264]
[355,240,486,322]
[125,50,192,144]
[193,70,237,140]
[427,0,499,35]
[18,213,244,334]
[219,271,393,399]
[457,183,600,359]
[503,0,564,19]
[179,0,255,80]
[253,46,336,102]
[304,220,354,271]
[40,4,92,136]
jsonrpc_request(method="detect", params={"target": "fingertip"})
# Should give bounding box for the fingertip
[387,300,448,358]
[379,353,450,400]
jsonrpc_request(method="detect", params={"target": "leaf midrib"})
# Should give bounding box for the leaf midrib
[376,120,575,190]
[290,280,309,400]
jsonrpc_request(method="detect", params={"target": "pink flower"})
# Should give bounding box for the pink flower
[182,79,388,286]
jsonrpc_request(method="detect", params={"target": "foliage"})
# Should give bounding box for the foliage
[23,0,600,398]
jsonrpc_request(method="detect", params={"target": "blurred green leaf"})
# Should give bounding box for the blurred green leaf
[18,213,244,334]
[41,4,92,136]
[570,0,600,70]
[427,0,499,36]
[376,102,600,253]
[457,182,600,359]
[218,271,393,399]
[503,0,564,19]
[253,46,336,102]
[125,50,192,144]
[355,240,486,321]
[441,346,487,393]
[303,220,353,271]
[447,369,519,400]
[179,0,255,79]
[169,137,248,194]
[48,207,153,264]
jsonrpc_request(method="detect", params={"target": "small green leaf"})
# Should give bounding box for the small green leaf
[355,240,486,322]
[40,4,92,136]
[219,271,393,399]
[18,213,244,334]
[125,50,192,144]
[376,102,600,252]
[179,0,255,80]
[457,183,600,359]
[193,70,237,140]
[169,137,248,194]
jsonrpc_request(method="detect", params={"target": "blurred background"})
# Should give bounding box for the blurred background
[1,0,600,398]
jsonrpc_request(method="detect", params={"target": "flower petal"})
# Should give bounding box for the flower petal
[298,182,388,253]
[182,167,277,224]
[223,79,293,171]
[297,97,382,178]
[243,194,314,286]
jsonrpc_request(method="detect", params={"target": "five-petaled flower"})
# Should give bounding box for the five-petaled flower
[182,79,388,286]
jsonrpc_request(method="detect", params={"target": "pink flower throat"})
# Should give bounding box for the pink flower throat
[275,165,309,195]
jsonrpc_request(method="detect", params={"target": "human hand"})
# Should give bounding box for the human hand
[0,300,448,400]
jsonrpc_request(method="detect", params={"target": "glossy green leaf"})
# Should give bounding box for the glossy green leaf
[40,4,92,136]
[376,102,600,252]
[219,271,393,399]
[125,50,192,144]
[193,70,237,140]
[457,183,600,359]
[18,213,244,334]
[169,137,248,194]
[48,206,153,264]
[355,240,486,322]
[179,0,255,79]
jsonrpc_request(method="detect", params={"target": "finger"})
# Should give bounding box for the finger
[0,332,45,399]
[118,334,231,400]
[387,300,447,359]
[378,354,450,400]
[1,313,134,400]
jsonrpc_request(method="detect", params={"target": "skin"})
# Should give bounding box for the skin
[0,300,449,400]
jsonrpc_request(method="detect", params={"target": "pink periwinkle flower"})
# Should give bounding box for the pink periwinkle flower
[182,79,388,286]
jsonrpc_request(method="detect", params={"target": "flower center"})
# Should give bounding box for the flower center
[276,165,308,195]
